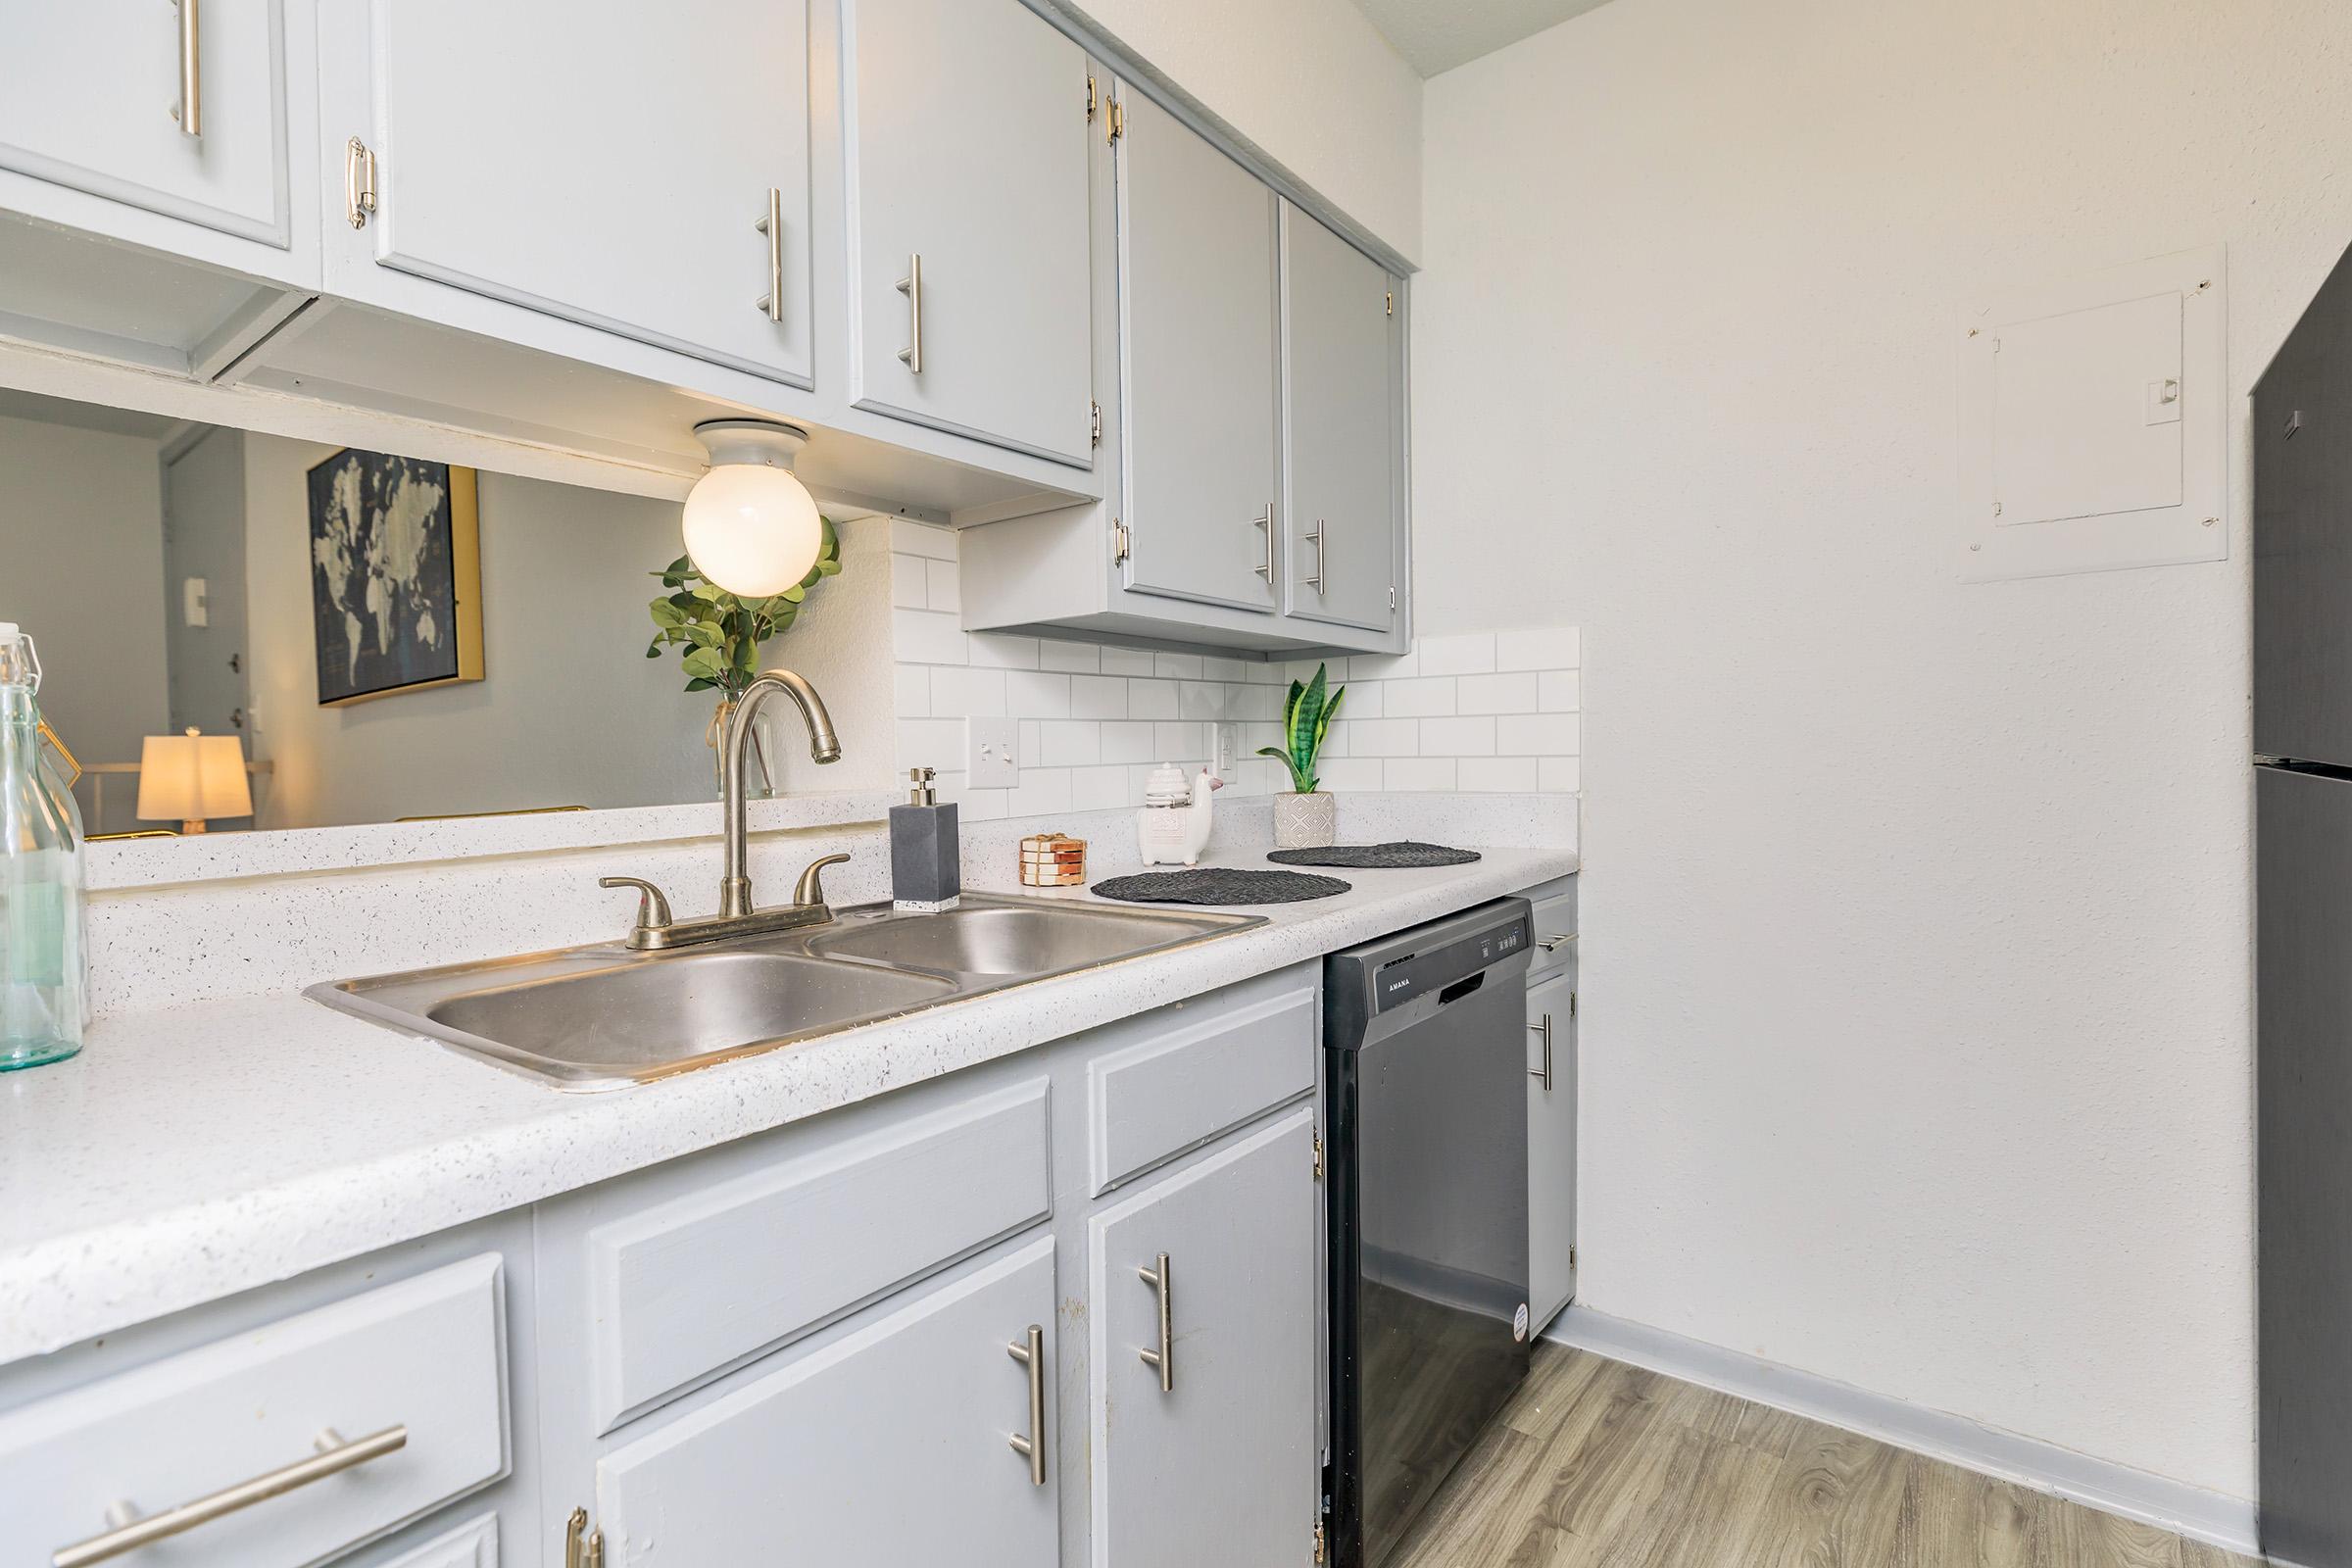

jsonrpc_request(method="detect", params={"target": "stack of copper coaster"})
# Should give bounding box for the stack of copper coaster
[1018,831,1088,887]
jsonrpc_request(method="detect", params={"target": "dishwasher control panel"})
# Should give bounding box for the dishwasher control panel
[1373,912,1529,1012]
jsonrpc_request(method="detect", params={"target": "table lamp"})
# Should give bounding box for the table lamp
[136,727,252,834]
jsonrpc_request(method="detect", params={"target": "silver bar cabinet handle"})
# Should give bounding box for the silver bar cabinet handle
[1304,519,1327,594]
[53,1425,407,1568]
[756,188,783,322]
[1006,1324,1047,1486]
[173,0,202,137]
[1537,933,1576,953]
[1137,1252,1173,1393]
[1252,506,1274,581]
[896,253,923,373]
[1529,1015,1553,1091]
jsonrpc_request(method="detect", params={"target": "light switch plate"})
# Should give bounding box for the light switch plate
[967,717,1017,788]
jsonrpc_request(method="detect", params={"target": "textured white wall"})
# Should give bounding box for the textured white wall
[1046,0,1423,262]
[1414,0,2352,1499]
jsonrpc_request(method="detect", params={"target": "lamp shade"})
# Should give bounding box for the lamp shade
[136,727,251,825]
[682,419,822,598]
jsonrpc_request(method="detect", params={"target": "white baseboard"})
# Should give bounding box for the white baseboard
[1542,1306,2261,1559]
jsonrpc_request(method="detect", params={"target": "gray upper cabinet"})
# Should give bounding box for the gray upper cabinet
[334,0,814,387]
[1088,1107,1318,1567]
[1114,87,1282,615]
[844,0,1095,466]
[1283,203,1400,634]
[0,0,290,246]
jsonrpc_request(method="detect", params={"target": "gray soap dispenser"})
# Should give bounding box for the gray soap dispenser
[890,766,960,911]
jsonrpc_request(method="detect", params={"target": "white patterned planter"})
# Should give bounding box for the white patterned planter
[1272,791,1337,850]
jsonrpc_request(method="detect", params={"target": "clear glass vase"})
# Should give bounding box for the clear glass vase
[0,629,82,1070]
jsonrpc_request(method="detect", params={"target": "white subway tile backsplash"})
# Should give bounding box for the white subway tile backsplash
[1071,764,1132,810]
[1201,655,1249,682]
[1069,674,1129,719]
[890,518,957,561]
[1497,626,1580,671]
[924,560,960,612]
[893,608,968,666]
[1101,646,1156,676]
[1417,632,1497,676]
[1318,759,1385,792]
[1498,713,1580,756]
[891,553,930,609]
[1244,660,1287,684]
[1153,652,1205,679]
[896,717,963,770]
[1345,650,1418,681]
[1004,670,1071,718]
[1038,720,1101,767]
[959,787,1011,822]
[1336,681,1381,719]
[1100,720,1155,764]
[1457,672,1540,715]
[1386,758,1457,790]
[1152,721,1205,760]
[1007,767,1073,815]
[1540,757,1583,792]
[1039,639,1101,674]
[1540,670,1582,712]
[1345,718,1421,758]
[967,633,1042,670]
[1127,678,1179,720]
[930,666,1007,718]
[1017,719,1043,768]
[1178,681,1230,719]
[894,663,931,719]
[1460,757,1539,793]
[1386,677,1458,717]
[1420,716,1497,757]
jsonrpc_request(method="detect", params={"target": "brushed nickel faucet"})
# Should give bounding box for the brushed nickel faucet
[600,666,846,951]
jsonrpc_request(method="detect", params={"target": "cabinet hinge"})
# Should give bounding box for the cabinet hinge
[1091,400,1102,448]
[564,1507,604,1568]
[1312,1135,1324,1181]
[1314,1521,1328,1563]
[1106,97,1125,143]
[1570,990,1578,1017]
[1386,289,1395,318]
[343,136,379,229]
[1569,1247,1578,1272]
[1112,517,1131,563]
[1087,73,1098,122]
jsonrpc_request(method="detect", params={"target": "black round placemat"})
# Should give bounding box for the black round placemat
[1091,868,1351,906]
[1266,841,1482,869]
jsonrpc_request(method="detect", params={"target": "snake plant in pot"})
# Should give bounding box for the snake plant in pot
[1260,663,1346,849]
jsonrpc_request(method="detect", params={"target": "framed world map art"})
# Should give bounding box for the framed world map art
[306,448,485,706]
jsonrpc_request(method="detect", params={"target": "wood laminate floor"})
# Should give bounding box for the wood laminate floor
[1391,1346,2263,1568]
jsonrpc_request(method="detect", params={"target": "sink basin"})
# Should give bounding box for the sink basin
[808,902,1238,976]
[310,893,1262,1090]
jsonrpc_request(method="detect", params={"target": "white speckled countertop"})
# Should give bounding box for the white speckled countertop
[0,843,1575,1364]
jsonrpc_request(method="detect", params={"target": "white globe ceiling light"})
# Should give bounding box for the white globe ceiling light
[681,418,823,597]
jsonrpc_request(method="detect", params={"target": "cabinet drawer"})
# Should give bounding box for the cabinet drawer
[0,1254,507,1568]
[1525,876,1579,985]
[1088,983,1315,1195]
[583,1078,1052,1429]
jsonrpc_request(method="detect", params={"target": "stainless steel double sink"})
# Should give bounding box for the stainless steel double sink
[309,894,1263,1091]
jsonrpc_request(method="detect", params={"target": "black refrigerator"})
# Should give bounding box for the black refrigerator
[2256,240,2352,1568]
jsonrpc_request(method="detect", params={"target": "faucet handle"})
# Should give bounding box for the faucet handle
[793,853,852,910]
[599,876,674,938]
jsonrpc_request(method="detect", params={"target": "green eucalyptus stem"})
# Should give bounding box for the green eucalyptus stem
[645,514,843,697]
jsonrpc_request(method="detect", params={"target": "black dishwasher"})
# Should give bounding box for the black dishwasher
[1324,898,1535,1568]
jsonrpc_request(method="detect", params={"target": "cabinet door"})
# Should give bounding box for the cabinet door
[351,0,811,386]
[0,0,288,243]
[596,1239,1059,1565]
[1114,88,1280,614]
[1090,1108,1317,1568]
[845,0,1094,466]
[1527,968,1579,1332]
[1284,204,1399,633]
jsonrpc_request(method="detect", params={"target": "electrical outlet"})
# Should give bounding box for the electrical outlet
[967,717,1018,788]
[1213,723,1237,778]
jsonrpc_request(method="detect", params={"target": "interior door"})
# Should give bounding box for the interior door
[1283,204,1397,633]
[596,1239,1059,1565]
[357,0,812,386]
[1526,968,1578,1332]
[1090,1108,1316,1568]
[1114,88,1280,614]
[0,0,287,243]
[162,428,254,748]
[2253,250,2350,766]
[845,0,1094,466]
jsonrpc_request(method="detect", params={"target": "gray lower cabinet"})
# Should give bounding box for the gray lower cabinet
[1524,877,1581,1336]
[595,1238,1062,1565]
[1089,1107,1320,1568]
[1281,202,1402,636]
[1113,86,1283,615]
[843,0,1097,466]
